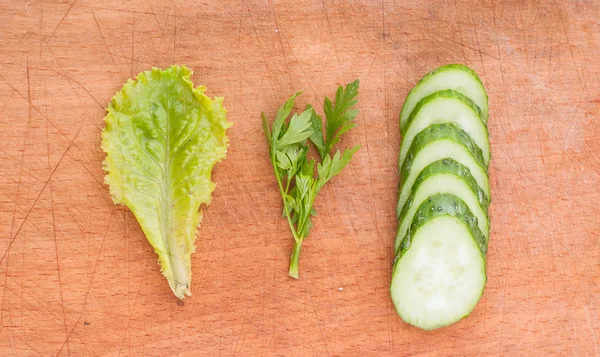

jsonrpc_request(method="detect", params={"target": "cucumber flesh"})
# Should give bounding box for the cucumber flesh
[399,64,489,129]
[395,172,489,254]
[391,215,486,330]
[400,90,490,166]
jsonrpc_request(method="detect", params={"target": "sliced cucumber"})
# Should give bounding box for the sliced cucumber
[399,64,489,129]
[390,214,486,330]
[392,64,490,331]
[397,124,489,220]
[395,159,489,254]
[400,90,490,166]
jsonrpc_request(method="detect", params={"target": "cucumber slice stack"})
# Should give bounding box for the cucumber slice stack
[391,64,491,330]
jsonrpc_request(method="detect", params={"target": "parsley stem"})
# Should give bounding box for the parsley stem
[272,156,300,244]
[285,175,292,195]
[295,185,317,239]
[288,239,302,278]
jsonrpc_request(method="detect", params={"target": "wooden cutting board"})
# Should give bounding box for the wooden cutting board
[1,0,598,355]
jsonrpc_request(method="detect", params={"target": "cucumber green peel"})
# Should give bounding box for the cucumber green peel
[262,80,360,278]
[102,65,232,299]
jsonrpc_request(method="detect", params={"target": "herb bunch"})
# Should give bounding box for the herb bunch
[262,80,361,278]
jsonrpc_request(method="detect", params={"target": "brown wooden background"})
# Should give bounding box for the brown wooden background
[1,0,599,356]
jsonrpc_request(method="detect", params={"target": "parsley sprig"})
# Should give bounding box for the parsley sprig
[262,80,360,278]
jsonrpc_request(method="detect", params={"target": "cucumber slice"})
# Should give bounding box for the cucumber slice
[400,90,490,166]
[399,64,489,129]
[390,215,486,330]
[397,124,489,220]
[395,159,489,254]
[397,193,487,255]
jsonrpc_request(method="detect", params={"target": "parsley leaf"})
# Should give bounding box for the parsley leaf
[321,79,360,157]
[277,110,313,149]
[307,105,326,158]
[317,146,361,190]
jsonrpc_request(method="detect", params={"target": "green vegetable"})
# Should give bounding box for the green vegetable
[392,64,491,330]
[396,193,487,256]
[400,90,490,166]
[395,159,489,254]
[102,65,232,299]
[390,214,486,330]
[262,80,361,278]
[399,64,489,129]
[391,195,488,331]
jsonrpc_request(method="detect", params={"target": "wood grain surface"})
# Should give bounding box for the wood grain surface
[1,0,599,356]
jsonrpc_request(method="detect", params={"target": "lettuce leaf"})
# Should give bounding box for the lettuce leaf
[101,65,231,299]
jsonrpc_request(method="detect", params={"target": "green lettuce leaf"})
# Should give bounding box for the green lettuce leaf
[101,65,231,299]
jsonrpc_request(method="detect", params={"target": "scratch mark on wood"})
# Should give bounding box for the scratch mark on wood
[319,0,347,81]
[429,32,498,60]
[308,285,330,355]
[54,210,115,356]
[0,59,33,330]
[151,5,170,67]
[0,121,83,266]
[490,0,514,352]
[279,29,317,98]
[0,74,71,142]
[556,2,584,90]
[347,2,373,50]
[379,1,394,353]
[2,278,66,327]
[81,4,191,19]
[245,3,277,103]
[42,44,106,133]
[144,0,163,33]
[43,0,78,46]
[490,0,520,176]
[172,12,177,65]
[116,258,151,357]
[0,91,14,117]
[453,0,467,64]
[3,327,45,356]
[50,160,70,357]
[518,2,528,67]
[262,280,294,356]
[92,8,124,79]
[43,66,105,110]
[231,300,256,356]
[471,16,485,72]
[267,0,293,91]
[38,3,44,58]
[42,55,71,355]
[131,13,135,78]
